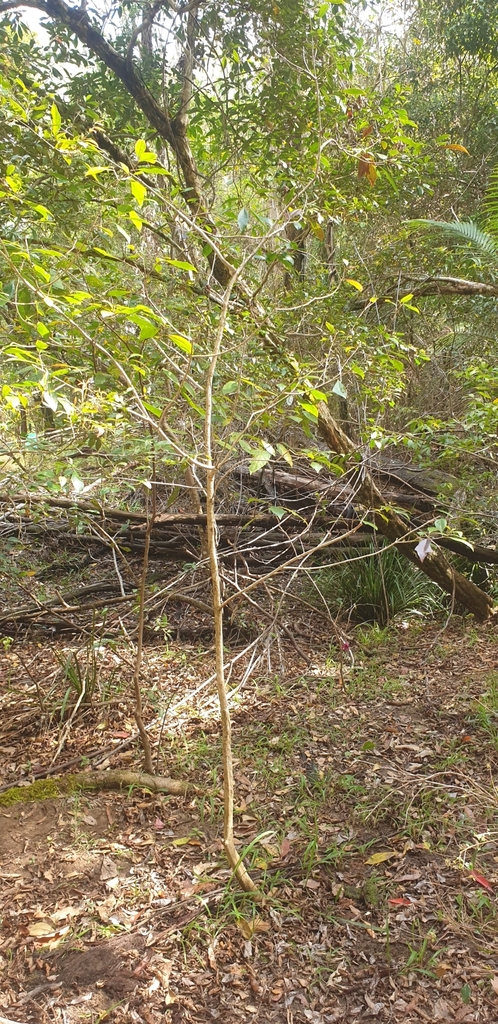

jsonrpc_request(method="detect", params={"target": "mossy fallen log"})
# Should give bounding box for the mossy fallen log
[0,770,189,806]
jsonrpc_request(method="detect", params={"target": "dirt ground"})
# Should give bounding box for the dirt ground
[1,619,498,1023]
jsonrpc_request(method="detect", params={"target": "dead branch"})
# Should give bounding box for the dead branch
[351,275,498,309]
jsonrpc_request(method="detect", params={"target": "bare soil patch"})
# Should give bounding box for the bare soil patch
[1,621,498,1022]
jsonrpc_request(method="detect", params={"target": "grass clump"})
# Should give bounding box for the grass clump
[311,543,441,626]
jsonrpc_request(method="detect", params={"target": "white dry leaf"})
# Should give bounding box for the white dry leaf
[415,537,433,562]
[153,958,175,1004]
[153,959,173,989]
[100,855,118,880]
[52,905,82,922]
[433,997,452,1019]
[207,944,218,970]
[365,993,385,1015]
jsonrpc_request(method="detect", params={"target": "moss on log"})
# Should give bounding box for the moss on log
[0,770,189,806]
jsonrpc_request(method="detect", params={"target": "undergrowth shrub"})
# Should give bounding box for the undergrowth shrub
[310,544,442,626]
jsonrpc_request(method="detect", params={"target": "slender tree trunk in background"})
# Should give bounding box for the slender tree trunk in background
[133,488,155,774]
[204,289,257,893]
[325,220,338,283]
[317,402,495,622]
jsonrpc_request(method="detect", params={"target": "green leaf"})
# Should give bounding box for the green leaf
[248,449,272,473]
[181,390,204,417]
[276,443,293,466]
[143,401,163,416]
[237,207,250,232]
[135,139,157,162]
[138,322,159,341]
[32,264,51,282]
[405,219,498,262]
[460,984,471,1005]
[36,322,49,337]
[163,257,197,273]
[4,346,38,363]
[130,179,147,207]
[93,247,118,260]
[299,402,318,419]
[269,505,287,519]
[85,166,111,179]
[128,209,143,232]
[34,205,51,220]
[169,333,193,354]
[50,103,61,136]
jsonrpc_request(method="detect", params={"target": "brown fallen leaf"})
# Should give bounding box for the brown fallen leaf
[28,920,58,938]
[237,916,271,939]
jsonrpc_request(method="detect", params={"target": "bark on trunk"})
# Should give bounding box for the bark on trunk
[317,403,495,622]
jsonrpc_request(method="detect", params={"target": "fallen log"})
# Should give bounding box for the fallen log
[0,580,213,629]
[317,402,495,622]
[0,770,190,807]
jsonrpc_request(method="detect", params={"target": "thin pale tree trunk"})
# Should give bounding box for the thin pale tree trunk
[204,290,256,893]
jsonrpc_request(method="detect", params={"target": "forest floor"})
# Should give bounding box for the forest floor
[1,619,498,1024]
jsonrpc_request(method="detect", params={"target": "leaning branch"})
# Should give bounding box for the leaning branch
[352,275,498,309]
[317,402,495,622]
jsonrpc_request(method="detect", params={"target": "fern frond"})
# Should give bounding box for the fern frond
[406,219,498,263]
[482,164,498,228]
